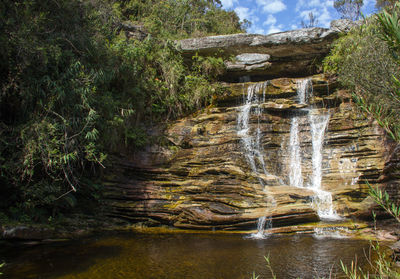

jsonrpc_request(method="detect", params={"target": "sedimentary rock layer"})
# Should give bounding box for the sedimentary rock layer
[104,75,389,230]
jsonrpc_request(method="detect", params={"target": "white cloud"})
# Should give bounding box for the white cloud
[234,5,259,29]
[234,6,251,21]
[317,8,332,27]
[296,0,333,11]
[249,26,267,34]
[362,0,377,14]
[299,6,332,28]
[256,0,287,14]
[220,0,238,9]
[263,14,277,26]
[267,24,284,34]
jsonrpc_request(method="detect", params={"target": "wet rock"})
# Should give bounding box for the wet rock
[1,226,56,240]
[391,241,400,263]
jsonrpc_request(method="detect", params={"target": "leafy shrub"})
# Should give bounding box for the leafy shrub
[324,16,400,142]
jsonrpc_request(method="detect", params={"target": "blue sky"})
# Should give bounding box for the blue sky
[220,0,378,34]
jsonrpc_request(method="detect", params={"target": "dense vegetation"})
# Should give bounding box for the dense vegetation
[0,0,245,223]
[324,4,400,143]
[324,5,400,277]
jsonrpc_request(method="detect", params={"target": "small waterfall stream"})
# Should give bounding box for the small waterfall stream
[237,81,274,238]
[289,79,340,220]
[237,82,269,184]
[250,216,273,239]
[297,78,313,104]
[309,113,340,219]
[289,117,304,188]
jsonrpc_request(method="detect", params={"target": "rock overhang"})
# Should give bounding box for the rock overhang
[176,20,360,81]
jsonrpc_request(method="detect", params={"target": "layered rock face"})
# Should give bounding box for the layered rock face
[104,74,389,230]
[104,23,392,231]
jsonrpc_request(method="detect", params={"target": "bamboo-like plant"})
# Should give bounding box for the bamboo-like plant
[368,183,400,223]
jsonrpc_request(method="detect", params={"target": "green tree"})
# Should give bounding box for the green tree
[112,0,245,39]
[324,15,400,142]
[0,0,240,222]
[334,0,364,20]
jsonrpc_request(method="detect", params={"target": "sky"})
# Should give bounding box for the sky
[220,0,378,34]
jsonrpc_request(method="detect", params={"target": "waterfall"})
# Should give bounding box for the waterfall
[296,78,313,104]
[237,81,274,237]
[309,113,340,220]
[237,82,269,185]
[289,117,304,188]
[309,113,329,192]
[248,216,272,239]
[288,78,340,221]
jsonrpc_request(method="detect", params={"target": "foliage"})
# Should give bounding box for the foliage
[334,0,364,20]
[112,0,246,39]
[0,0,241,221]
[377,2,400,55]
[324,16,400,142]
[341,242,400,279]
[0,262,3,275]
[368,184,400,223]
[264,255,277,279]
[251,255,276,279]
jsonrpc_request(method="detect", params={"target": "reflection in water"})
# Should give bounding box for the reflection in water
[1,233,371,279]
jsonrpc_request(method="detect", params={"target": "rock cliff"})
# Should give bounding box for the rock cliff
[104,24,395,231]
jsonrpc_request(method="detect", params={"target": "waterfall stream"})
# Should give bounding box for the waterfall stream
[249,216,272,239]
[309,112,340,220]
[289,116,304,188]
[297,78,313,104]
[237,82,269,184]
[239,78,341,237]
[289,79,341,220]
[237,81,274,238]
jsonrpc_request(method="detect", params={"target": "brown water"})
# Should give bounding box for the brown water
[0,233,372,279]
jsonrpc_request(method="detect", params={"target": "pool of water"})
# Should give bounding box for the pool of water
[0,232,372,279]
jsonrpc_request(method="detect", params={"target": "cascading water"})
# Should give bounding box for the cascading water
[237,81,274,238]
[289,117,304,188]
[250,216,272,239]
[309,112,340,220]
[237,82,269,185]
[297,78,313,104]
[288,78,340,221]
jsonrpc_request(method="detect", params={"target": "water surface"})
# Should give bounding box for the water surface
[1,233,372,279]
